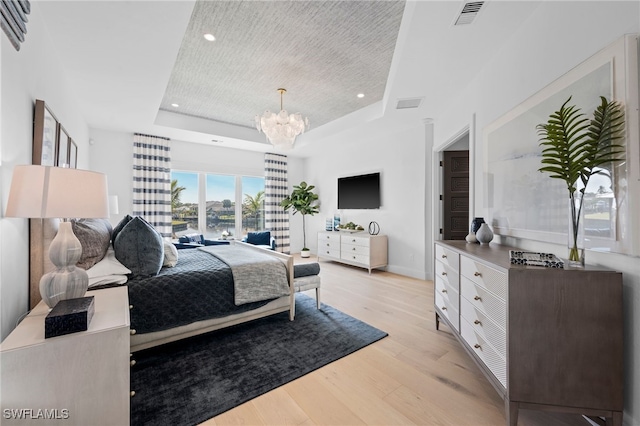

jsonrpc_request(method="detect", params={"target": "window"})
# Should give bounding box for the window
[171,171,199,238]
[171,171,265,240]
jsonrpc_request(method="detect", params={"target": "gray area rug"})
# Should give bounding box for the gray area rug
[130,294,388,426]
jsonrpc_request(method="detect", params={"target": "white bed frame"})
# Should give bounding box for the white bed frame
[30,219,296,352]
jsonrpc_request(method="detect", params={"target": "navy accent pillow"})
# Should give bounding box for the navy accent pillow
[246,231,271,246]
[111,214,132,248]
[178,234,204,244]
[294,263,320,278]
[114,216,164,277]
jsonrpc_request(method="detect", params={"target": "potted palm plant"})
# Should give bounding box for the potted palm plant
[537,96,625,266]
[280,181,319,258]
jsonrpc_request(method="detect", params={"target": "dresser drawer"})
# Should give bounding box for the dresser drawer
[319,239,340,251]
[460,256,507,301]
[460,276,506,328]
[460,295,506,358]
[341,252,369,265]
[435,259,460,292]
[435,244,459,270]
[343,235,370,247]
[435,291,460,332]
[341,243,370,256]
[319,232,340,243]
[435,275,459,308]
[460,318,506,389]
[320,248,340,259]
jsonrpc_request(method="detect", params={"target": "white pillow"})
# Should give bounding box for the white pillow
[86,247,131,278]
[163,239,179,267]
[89,274,128,288]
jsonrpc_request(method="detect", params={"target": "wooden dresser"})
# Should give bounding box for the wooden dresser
[434,240,623,426]
[318,231,388,274]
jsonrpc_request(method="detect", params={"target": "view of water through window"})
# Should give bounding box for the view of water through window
[171,171,265,240]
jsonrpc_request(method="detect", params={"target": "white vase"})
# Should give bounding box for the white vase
[465,232,477,243]
[476,223,494,245]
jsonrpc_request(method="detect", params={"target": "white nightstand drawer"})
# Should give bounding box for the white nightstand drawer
[460,255,507,300]
[343,235,370,247]
[461,295,506,358]
[460,276,506,328]
[435,291,460,332]
[435,243,460,270]
[435,259,460,292]
[461,317,506,389]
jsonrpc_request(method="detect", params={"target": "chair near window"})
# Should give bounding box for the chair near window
[174,233,229,249]
[242,231,276,250]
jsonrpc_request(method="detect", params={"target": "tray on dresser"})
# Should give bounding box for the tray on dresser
[509,250,564,268]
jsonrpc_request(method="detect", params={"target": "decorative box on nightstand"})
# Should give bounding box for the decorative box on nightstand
[0,287,131,425]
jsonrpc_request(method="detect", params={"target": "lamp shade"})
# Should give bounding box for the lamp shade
[5,165,109,219]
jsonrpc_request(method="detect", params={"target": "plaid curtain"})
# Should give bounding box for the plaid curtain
[132,133,172,237]
[264,153,290,254]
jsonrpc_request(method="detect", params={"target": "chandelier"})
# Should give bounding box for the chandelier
[255,88,309,149]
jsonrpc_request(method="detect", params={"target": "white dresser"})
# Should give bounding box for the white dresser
[434,241,623,426]
[0,287,131,425]
[318,231,387,274]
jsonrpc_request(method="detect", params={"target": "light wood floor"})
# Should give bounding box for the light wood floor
[203,256,590,426]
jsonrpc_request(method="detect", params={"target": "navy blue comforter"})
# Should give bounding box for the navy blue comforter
[127,249,272,334]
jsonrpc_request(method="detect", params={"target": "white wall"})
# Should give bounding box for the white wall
[0,3,91,340]
[303,117,429,279]
[431,2,640,424]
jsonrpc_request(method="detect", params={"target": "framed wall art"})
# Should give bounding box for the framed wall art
[56,124,70,167]
[69,140,78,168]
[32,99,58,166]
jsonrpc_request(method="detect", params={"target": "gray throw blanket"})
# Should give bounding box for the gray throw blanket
[199,245,290,305]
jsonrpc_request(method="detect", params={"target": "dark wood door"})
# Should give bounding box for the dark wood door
[442,150,469,240]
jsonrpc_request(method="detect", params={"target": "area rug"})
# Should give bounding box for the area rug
[130,294,388,426]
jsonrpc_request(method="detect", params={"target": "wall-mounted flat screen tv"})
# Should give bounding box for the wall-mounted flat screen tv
[338,172,381,209]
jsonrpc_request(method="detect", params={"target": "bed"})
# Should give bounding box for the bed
[29,217,295,352]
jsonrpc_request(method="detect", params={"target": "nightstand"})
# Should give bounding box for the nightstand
[1,286,131,425]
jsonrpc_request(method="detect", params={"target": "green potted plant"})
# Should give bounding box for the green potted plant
[537,96,625,266]
[280,181,319,258]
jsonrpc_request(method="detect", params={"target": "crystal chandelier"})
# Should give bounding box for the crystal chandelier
[255,88,309,149]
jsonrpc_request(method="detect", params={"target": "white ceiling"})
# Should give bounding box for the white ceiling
[35,1,543,156]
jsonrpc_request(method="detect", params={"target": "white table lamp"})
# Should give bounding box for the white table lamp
[5,165,109,308]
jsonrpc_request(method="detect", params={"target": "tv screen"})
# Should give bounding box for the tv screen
[338,172,381,209]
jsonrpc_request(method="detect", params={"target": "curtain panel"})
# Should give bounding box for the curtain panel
[264,153,290,254]
[132,133,172,237]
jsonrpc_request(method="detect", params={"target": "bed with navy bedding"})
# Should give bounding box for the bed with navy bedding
[30,217,296,352]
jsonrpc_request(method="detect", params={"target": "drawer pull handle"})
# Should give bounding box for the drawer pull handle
[353,256,357,259]
[326,243,330,246]
[441,254,447,258]
[130,391,136,397]
[441,271,447,276]
[473,296,482,301]
[352,247,356,251]
[130,329,137,335]
[474,344,481,350]
[326,251,330,254]
[441,306,447,311]
[129,304,133,310]
[130,359,137,367]
[474,320,482,326]
[441,289,447,293]
[474,272,481,277]
[352,239,356,243]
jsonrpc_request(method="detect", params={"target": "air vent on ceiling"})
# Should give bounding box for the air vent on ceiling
[396,97,423,109]
[454,1,484,26]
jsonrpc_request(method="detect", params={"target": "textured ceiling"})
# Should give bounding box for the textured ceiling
[160,0,406,131]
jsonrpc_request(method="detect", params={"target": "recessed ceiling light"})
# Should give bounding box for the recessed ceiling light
[357,93,365,98]
[204,33,215,41]
[171,103,179,108]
